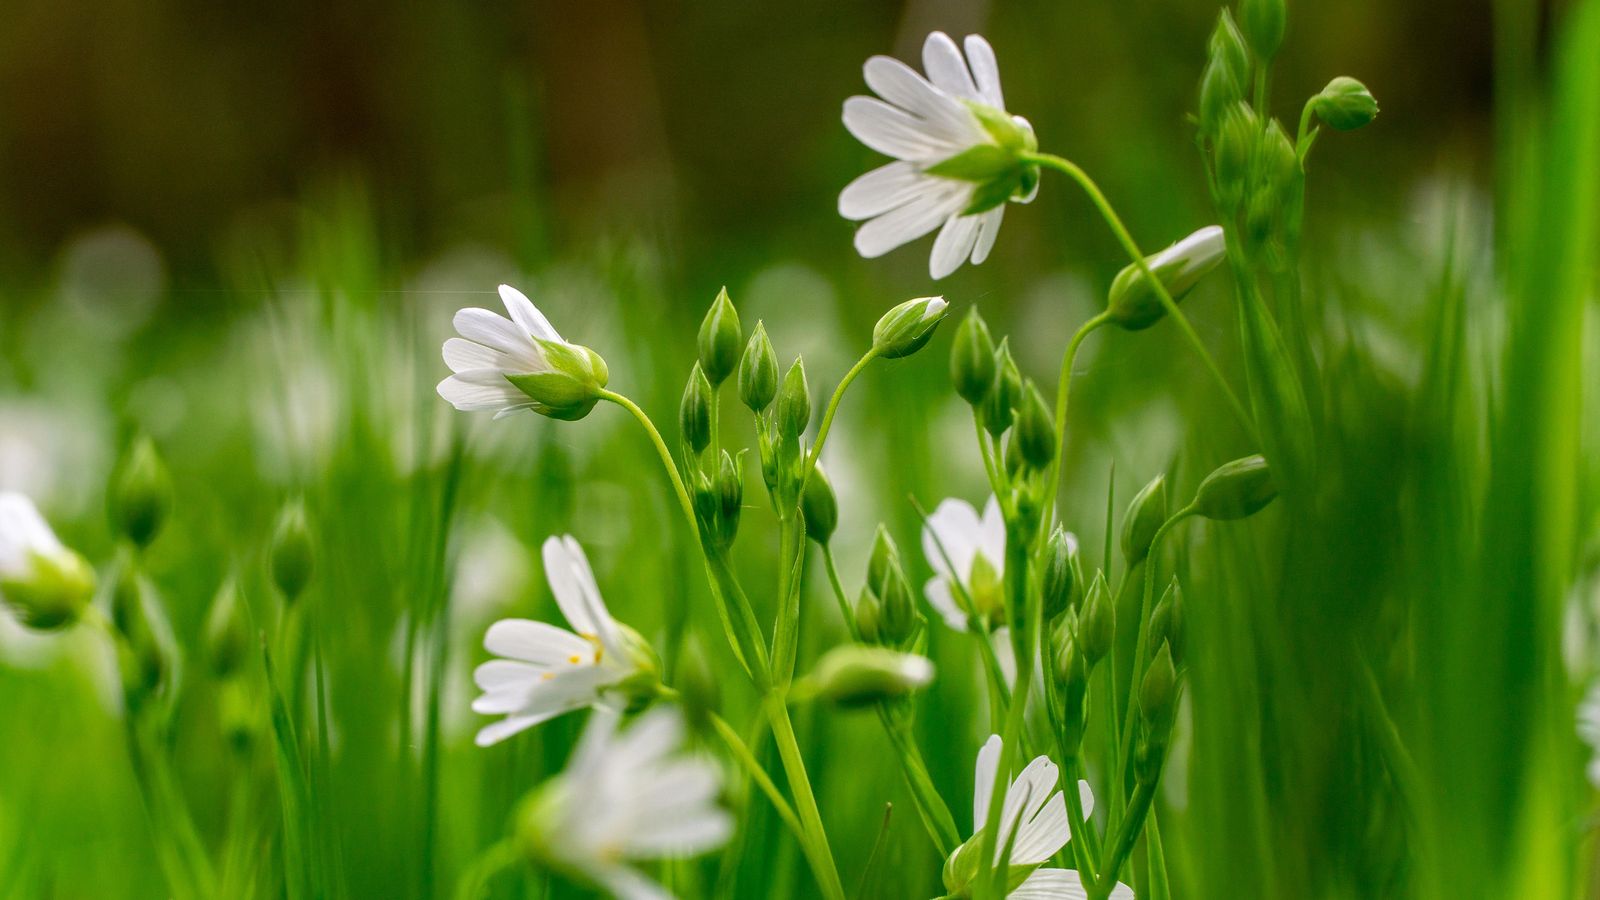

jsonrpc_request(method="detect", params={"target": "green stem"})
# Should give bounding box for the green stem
[709,712,806,845]
[600,389,699,536]
[1042,312,1110,537]
[1061,755,1101,887]
[976,533,1038,898]
[765,694,846,900]
[876,705,962,856]
[1115,509,1193,796]
[451,839,517,900]
[1023,152,1256,439]
[800,349,880,493]
[821,546,860,640]
[1097,779,1159,899]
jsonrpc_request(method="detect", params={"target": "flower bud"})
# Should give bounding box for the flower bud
[697,287,743,386]
[677,634,720,730]
[967,552,1005,623]
[1051,611,1086,692]
[269,499,314,603]
[776,357,811,438]
[218,677,264,756]
[1238,0,1285,62]
[801,464,838,545]
[203,575,249,678]
[1149,589,1175,652]
[1261,120,1300,194]
[1106,226,1227,331]
[1192,454,1277,520]
[868,525,899,597]
[983,340,1022,436]
[113,568,177,709]
[1014,381,1056,470]
[505,341,610,421]
[877,572,919,647]
[1210,10,1250,87]
[0,493,94,630]
[110,433,172,549]
[855,589,882,644]
[950,308,997,407]
[1079,572,1113,664]
[1140,641,1177,723]
[1121,473,1168,566]
[805,645,934,709]
[1314,76,1379,131]
[713,451,744,548]
[679,363,714,454]
[873,296,948,359]
[738,322,779,413]
[1039,526,1078,620]
[1198,56,1243,136]
[1214,103,1259,212]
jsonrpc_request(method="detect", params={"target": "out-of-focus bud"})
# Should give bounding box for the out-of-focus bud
[950,308,997,407]
[1079,572,1113,664]
[867,525,899,597]
[1051,611,1084,691]
[110,433,172,550]
[697,287,743,386]
[1039,526,1079,620]
[873,296,948,359]
[983,339,1023,437]
[713,451,744,548]
[1314,76,1379,131]
[114,567,176,709]
[1210,10,1250,87]
[1214,103,1259,212]
[1238,0,1285,63]
[738,321,779,413]
[1106,226,1227,331]
[218,677,263,757]
[776,357,811,438]
[878,573,919,646]
[967,552,1005,623]
[801,464,839,545]
[204,575,249,678]
[855,589,882,644]
[1140,641,1177,724]
[1192,454,1277,520]
[1121,473,1168,566]
[269,499,314,603]
[504,342,610,421]
[0,493,95,630]
[805,645,934,709]
[680,364,714,454]
[1261,120,1299,194]
[1014,382,1057,470]
[677,634,721,730]
[1198,53,1243,136]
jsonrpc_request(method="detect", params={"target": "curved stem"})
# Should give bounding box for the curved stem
[821,545,859,641]
[1023,152,1255,439]
[1041,312,1110,537]
[801,348,880,494]
[709,712,805,844]
[599,389,700,536]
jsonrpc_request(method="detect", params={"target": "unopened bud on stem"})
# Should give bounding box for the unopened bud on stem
[873,296,948,359]
[950,308,997,407]
[738,322,779,413]
[1192,454,1277,520]
[680,364,714,454]
[1122,473,1168,566]
[1107,227,1227,331]
[697,287,743,386]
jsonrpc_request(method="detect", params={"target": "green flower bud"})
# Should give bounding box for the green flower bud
[269,499,314,603]
[1238,0,1285,63]
[1080,571,1113,664]
[1192,454,1277,520]
[1121,473,1168,566]
[1039,526,1078,620]
[697,287,743,386]
[738,321,779,413]
[1214,103,1259,212]
[983,339,1022,437]
[1314,76,1379,131]
[878,571,919,647]
[967,552,1005,623]
[1210,10,1251,87]
[714,451,744,547]
[679,363,714,454]
[776,357,811,438]
[1106,226,1227,331]
[801,465,839,545]
[867,524,899,597]
[1261,120,1300,193]
[677,634,720,730]
[1198,56,1244,137]
[203,575,249,678]
[110,433,171,549]
[504,341,610,421]
[218,677,264,757]
[0,494,94,630]
[872,296,948,359]
[1014,381,1056,469]
[1140,641,1177,723]
[950,308,997,407]
[113,568,177,709]
[805,645,934,709]
[855,588,881,644]
[1051,611,1086,692]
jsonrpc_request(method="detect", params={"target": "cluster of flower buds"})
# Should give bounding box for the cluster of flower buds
[106,435,182,712]
[204,574,263,755]
[1050,567,1112,749]
[951,309,1057,519]
[681,289,749,550]
[856,526,926,649]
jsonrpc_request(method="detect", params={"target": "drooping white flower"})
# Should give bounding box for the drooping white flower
[472,536,657,747]
[0,492,95,630]
[840,32,1039,279]
[517,706,732,900]
[1578,679,1600,788]
[944,734,1130,898]
[922,495,1007,632]
[438,284,609,421]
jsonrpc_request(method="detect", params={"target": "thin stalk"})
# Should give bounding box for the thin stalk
[1041,312,1110,535]
[764,694,846,900]
[1023,152,1255,438]
[875,705,962,856]
[1116,509,1193,793]
[821,546,859,639]
[976,534,1038,898]
[450,839,517,900]
[1097,779,1159,899]
[709,712,805,844]
[800,348,880,495]
[1061,755,1101,887]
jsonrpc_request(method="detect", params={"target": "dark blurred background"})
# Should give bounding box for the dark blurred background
[0,0,1493,299]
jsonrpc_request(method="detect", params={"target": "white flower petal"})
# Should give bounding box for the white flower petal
[542,535,600,636]
[980,495,1007,577]
[482,619,596,667]
[970,205,1005,265]
[862,55,983,144]
[924,577,972,632]
[453,308,539,364]
[623,806,734,856]
[442,337,512,374]
[472,662,611,715]
[930,213,982,279]
[0,493,61,578]
[853,181,970,259]
[923,32,980,102]
[590,864,674,900]
[922,497,985,582]
[839,161,928,220]
[1078,779,1095,821]
[974,733,1003,825]
[964,35,1004,109]
[474,713,549,747]
[436,375,525,412]
[1008,868,1131,899]
[498,284,563,343]
[843,96,961,161]
[999,755,1066,864]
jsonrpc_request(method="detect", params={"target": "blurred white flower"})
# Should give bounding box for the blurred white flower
[472,536,656,746]
[519,706,731,899]
[438,284,608,421]
[0,493,95,630]
[840,32,1038,279]
[1578,679,1600,788]
[922,495,1006,631]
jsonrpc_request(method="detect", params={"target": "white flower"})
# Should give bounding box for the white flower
[0,492,95,630]
[922,495,1007,631]
[946,734,1131,899]
[840,32,1039,279]
[438,284,608,421]
[520,706,732,900]
[1579,679,1600,788]
[472,536,656,746]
